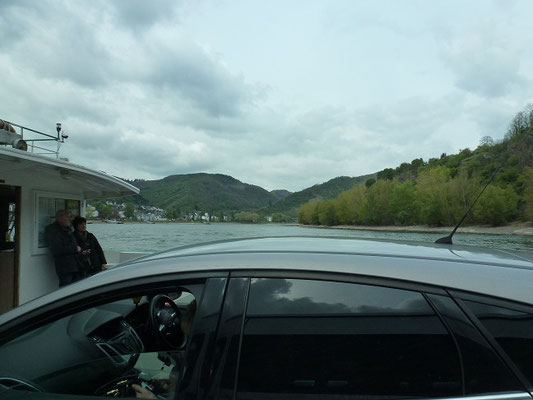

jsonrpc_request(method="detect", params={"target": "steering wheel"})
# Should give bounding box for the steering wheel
[94,373,139,397]
[149,295,184,349]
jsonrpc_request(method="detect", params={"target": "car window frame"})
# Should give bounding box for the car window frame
[0,272,230,399]
[230,268,449,295]
[203,275,250,400]
[226,270,464,399]
[450,292,533,392]
[0,270,228,346]
[215,269,533,400]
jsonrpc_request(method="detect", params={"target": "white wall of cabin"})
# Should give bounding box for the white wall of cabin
[3,167,86,304]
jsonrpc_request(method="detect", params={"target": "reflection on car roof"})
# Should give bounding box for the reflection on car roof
[135,236,533,267]
[114,236,533,306]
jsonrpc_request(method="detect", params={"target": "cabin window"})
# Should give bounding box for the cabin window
[35,193,81,251]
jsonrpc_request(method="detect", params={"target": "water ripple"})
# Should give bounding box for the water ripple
[87,223,533,254]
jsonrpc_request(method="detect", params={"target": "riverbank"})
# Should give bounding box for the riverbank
[88,219,533,236]
[307,221,533,236]
[89,221,533,253]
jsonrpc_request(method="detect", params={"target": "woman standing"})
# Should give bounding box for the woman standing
[72,216,107,276]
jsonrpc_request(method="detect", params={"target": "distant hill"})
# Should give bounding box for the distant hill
[270,189,291,199]
[124,173,278,213]
[260,174,376,216]
[111,173,375,217]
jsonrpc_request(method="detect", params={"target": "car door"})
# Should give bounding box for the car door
[0,273,228,400]
[451,291,533,395]
[206,271,532,400]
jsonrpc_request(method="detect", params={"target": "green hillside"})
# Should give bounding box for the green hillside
[121,174,378,217]
[260,174,376,216]
[128,173,278,213]
[94,173,378,219]
[299,106,533,227]
[270,189,291,199]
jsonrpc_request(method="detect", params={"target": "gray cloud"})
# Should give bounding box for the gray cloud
[1,0,254,118]
[446,52,526,98]
[142,44,254,117]
[0,1,29,48]
[468,102,520,142]
[355,94,467,147]
[0,1,111,86]
[109,0,180,31]
[439,18,529,98]
[2,1,533,192]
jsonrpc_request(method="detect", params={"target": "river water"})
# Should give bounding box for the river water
[88,223,533,254]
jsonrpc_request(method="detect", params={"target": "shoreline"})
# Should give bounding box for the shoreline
[88,219,533,236]
[305,222,533,236]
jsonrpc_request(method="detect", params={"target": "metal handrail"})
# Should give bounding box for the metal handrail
[1,118,65,158]
[25,142,58,154]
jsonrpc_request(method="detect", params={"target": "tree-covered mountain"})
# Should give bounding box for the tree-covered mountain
[270,189,292,199]
[124,173,279,213]
[299,105,533,227]
[107,173,375,219]
[259,174,376,216]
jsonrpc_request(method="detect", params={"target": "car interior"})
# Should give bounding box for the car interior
[0,284,201,398]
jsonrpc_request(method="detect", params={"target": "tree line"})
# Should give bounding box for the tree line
[299,106,533,227]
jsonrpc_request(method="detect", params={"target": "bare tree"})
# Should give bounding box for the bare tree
[506,104,533,140]
[479,136,494,146]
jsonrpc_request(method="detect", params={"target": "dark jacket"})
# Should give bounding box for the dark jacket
[45,223,80,275]
[74,231,107,274]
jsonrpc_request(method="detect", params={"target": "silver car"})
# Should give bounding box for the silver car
[1,236,533,400]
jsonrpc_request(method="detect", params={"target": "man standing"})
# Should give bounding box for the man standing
[45,210,82,287]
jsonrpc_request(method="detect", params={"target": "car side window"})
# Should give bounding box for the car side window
[427,294,524,395]
[463,300,533,390]
[0,285,201,399]
[237,278,462,399]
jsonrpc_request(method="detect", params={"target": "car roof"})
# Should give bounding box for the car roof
[2,237,533,325]
[134,235,533,265]
[98,236,533,303]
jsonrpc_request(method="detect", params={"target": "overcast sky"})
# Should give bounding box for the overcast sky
[1,0,532,192]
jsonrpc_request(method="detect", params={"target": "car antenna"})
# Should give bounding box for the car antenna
[435,166,501,245]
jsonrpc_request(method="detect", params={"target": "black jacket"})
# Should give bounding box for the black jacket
[75,231,107,273]
[45,223,80,275]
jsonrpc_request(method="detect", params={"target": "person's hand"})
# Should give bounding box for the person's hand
[152,378,172,392]
[76,246,81,253]
[131,384,156,399]
[101,264,108,270]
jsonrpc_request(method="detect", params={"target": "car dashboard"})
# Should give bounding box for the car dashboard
[0,297,164,396]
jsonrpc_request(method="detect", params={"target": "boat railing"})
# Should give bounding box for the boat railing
[1,119,66,158]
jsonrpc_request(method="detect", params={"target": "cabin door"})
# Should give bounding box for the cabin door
[0,184,20,314]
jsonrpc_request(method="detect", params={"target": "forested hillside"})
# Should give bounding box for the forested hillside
[104,173,376,219]
[260,174,376,216]
[127,173,278,213]
[299,106,533,227]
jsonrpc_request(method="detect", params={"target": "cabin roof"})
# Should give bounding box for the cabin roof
[0,147,139,198]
